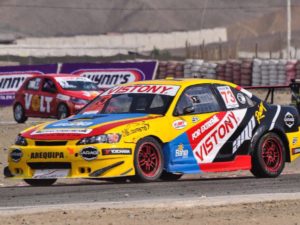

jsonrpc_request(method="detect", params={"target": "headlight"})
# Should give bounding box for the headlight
[15,135,27,146]
[71,97,89,105]
[77,133,121,145]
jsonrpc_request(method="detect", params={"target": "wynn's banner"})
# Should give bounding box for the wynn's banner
[0,61,158,106]
[60,61,157,89]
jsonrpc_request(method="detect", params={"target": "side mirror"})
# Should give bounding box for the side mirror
[183,106,195,115]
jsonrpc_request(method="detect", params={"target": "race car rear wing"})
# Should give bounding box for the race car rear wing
[243,79,300,110]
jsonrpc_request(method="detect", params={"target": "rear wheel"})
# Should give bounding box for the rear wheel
[57,103,69,119]
[133,137,164,182]
[160,170,183,181]
[251,133,285,178]
[13,103,27,123]
[24,179,57,186]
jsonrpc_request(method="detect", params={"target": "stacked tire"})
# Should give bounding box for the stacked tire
[252,59,261,86]
[157,61,167,79]
[241,59,252,86]
[232,60,241,84]
[261,60,269,86]
[296,61,300,80]
[216,61,226,81]
[277,60,287,85]
[269,59,278,86]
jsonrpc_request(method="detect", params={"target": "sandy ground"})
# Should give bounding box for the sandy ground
[0,199,300,225]
[1,90,300,224]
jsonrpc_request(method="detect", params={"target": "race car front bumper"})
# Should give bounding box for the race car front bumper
[6,140,135,179]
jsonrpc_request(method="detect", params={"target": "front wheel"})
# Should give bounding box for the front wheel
[251,133,285,178]
[133,137,164,182]
[57,103,69,120]
[13,103,28,123]
[24,179,57,186]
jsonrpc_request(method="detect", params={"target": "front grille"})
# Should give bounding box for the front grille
[27,162,71,169]
[35,141,67,146]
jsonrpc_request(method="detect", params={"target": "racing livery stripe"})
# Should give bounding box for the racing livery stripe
[187,109,247,164]
[269,105,281,131]
[200,155,251,172]
[22,116,161,140]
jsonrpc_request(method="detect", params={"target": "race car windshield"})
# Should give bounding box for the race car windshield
[55,77,98,91]
[79,93,174,115]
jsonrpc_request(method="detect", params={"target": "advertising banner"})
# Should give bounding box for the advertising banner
[60,61,158,89]
[0,64,57,106]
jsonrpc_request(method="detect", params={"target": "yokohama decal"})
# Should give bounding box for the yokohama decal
[187,109,247,163]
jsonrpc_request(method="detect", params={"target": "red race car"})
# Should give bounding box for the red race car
[13,74,101,123]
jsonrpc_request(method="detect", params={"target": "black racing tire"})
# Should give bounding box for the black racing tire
[133,137,164,182]
[13,103,28,123]
[251,133,285,178]
[160,170,183,181]
[57,103,69,120]
[24,179,57,186]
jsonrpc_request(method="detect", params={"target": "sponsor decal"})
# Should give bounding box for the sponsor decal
[74,69,145,89]
[25,93,53,113]
[192,116,199,123]
[237,93,246,104]
[56,94,70,101]
[232,116,256,154]
[10,148,23,162]
[102,148,132,155]
[255,102,267,124]
[172,120,187,130]
[123,122,149,136]
[31,128,92,135]
[30,152,64,159]
[52,121,94,127]
[80,147,99,161]
[175,144,189,158]
[217,86,239,109]
[102,85,180,96]
[191,115,219,140]
[187,109,246,163]
[292,137,298,145]
[292,148,300,154]
[284,112,295,128]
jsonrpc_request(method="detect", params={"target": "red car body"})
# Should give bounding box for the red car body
[13,74,101,123]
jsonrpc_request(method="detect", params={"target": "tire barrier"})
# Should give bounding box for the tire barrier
[157,58,300,86]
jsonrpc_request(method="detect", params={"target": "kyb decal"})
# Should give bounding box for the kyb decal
[25,93,53,113]
[187,110,246,163]
[232,116,256,154]
[284,112,295,128]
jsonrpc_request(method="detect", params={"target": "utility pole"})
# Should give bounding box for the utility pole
[287,0,291,59]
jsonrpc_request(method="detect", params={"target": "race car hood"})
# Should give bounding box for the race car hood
[21,113,161,140]
[61,90,100,100]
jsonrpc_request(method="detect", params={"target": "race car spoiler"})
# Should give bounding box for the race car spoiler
[243,79,300,105]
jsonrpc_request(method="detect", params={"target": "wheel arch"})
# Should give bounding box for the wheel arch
[251,127,290,162]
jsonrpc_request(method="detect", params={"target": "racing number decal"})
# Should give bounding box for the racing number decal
[217,86,239,109]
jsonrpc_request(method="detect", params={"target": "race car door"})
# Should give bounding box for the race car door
[212,84,256,162]
[172,84,254,166]
[40,77,58,116]
[22,77,43,117]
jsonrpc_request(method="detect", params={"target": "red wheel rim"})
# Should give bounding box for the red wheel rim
[261,137,283,172]
[137,142,161,177]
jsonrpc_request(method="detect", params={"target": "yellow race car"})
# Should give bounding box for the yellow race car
[5,79,300,186]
